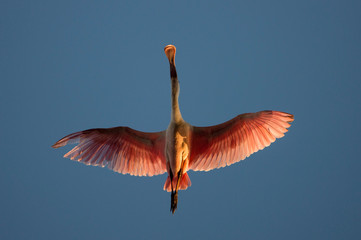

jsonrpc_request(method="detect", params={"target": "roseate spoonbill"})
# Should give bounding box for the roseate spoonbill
[52,45,294,214]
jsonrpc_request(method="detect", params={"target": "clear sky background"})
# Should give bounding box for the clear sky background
[1,1,360,239]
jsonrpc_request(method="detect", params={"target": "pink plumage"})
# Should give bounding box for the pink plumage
[52,127,166,176]
[189,111,294,171]
[53,45,294,214]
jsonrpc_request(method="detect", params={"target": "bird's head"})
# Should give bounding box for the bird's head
[164,45,176,64]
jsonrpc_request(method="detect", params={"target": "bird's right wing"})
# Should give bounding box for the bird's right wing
[189,111,294,172]
[52,127,167,176]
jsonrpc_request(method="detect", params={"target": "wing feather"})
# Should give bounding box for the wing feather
[52,127,166,176]
[189,110,294,172]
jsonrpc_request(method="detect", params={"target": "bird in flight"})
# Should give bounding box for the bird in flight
[52,45,294,214]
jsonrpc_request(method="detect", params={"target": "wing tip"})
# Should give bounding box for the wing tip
[52,136,73,148]
[272,110,294,124]
[52,141,65,149]
[287,113,295,123]
[52,132,82,149]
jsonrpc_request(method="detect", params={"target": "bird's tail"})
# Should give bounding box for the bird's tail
[163,172,191,192]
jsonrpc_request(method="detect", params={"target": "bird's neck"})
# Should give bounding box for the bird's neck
[170,64,183,123]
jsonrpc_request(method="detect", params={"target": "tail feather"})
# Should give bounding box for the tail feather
[163,172,191,192]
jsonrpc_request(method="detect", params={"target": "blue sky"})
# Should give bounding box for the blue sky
[1,0,360,239]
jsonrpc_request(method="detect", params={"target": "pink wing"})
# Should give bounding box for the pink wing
[52,127,167,176]
[189,111,294,171]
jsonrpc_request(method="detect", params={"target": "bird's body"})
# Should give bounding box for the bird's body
[166,120,190,177]
[53,45,294,214]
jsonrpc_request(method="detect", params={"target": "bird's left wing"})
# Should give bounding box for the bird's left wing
[189,111,294,172]
[52,127,166,176]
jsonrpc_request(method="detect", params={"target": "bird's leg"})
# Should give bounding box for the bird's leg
[169,169,174,193]
[170,171,177,214]
[175,168,183,193]
[169,169,177,213]
[171,191,178,214]
[170,171,182,214]
[170,160,186,214]
[170,170,182,214]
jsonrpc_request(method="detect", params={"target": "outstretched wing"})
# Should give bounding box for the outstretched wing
[189,111,294,171]
[52,127,167,176]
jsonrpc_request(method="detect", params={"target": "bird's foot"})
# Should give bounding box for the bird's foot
[170,191,178,214]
